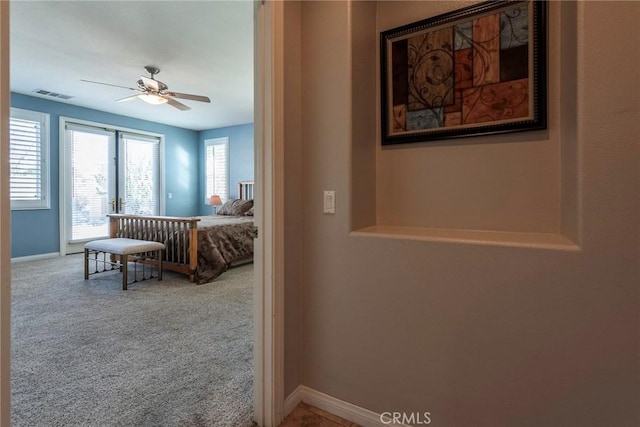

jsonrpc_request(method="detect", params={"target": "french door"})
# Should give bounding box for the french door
[61,120,162,254]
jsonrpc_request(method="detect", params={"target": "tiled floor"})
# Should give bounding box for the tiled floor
[278,402,360,427]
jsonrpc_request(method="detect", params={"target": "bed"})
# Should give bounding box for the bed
[108,182,255,284]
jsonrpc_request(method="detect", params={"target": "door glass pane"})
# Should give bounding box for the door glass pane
[120,134,160,215]
[69,128,113,241]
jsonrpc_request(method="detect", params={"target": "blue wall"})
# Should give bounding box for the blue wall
[11,93,200,258]
[199,123,254,215]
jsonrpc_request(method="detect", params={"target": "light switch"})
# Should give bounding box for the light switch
[168,192,173,199]
[323,191,335,214]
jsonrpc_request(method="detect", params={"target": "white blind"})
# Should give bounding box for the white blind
[120,133,161,215]
[10,108,49,209]
[205,138,228,202]
[65,123,115,242]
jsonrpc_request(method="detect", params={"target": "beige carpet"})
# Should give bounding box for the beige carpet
[11,253,255,426]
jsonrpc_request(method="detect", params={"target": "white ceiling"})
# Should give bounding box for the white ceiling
[10,0,254,131]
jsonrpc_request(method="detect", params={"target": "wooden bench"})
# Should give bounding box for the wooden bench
[84,238,166,290]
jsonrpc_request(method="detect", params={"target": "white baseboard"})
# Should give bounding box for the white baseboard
[11,252,60,263]
[284,385,410,427]
[283,385,303,418]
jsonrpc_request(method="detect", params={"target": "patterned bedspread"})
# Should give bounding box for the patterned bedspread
[196,215,255,283]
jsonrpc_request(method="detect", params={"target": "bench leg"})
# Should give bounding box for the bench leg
[122,254,128,290]
[158,250,163,281]
[84,249,89,280]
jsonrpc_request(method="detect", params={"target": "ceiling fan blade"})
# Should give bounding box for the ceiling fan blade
[140,75,160,92]
[165,92,211,103]
[81,79,137,91]
[116,94,141,102]
[166,97,191,111]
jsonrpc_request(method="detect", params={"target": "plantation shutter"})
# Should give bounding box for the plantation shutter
[9,109,49,209]
[205,138,228,202]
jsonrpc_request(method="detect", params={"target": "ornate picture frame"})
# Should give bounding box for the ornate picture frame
[380,0,547,145]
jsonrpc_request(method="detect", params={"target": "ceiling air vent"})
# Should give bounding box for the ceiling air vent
[33,89,74,100]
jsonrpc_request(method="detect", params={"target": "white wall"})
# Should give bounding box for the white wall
[284,1,639,425]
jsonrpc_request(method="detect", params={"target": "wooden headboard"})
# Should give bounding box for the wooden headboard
[238,181,254,200]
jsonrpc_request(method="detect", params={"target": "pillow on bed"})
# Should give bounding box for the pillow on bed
[217,199,254,216]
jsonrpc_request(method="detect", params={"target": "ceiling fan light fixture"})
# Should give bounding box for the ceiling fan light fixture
[82,67,207,111]
[138,93,167,105]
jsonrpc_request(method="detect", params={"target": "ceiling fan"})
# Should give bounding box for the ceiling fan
[81,65,211,111]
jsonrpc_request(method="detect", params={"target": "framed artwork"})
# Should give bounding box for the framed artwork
[380,0,547,145]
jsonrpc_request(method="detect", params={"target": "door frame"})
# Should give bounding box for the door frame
[253,0,286,425]
[0,2,11,424]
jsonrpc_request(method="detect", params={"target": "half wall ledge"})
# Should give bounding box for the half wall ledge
[350,226,579,251]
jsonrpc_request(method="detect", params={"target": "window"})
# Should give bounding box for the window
[10,108,50,210]
[205,137,229,202]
